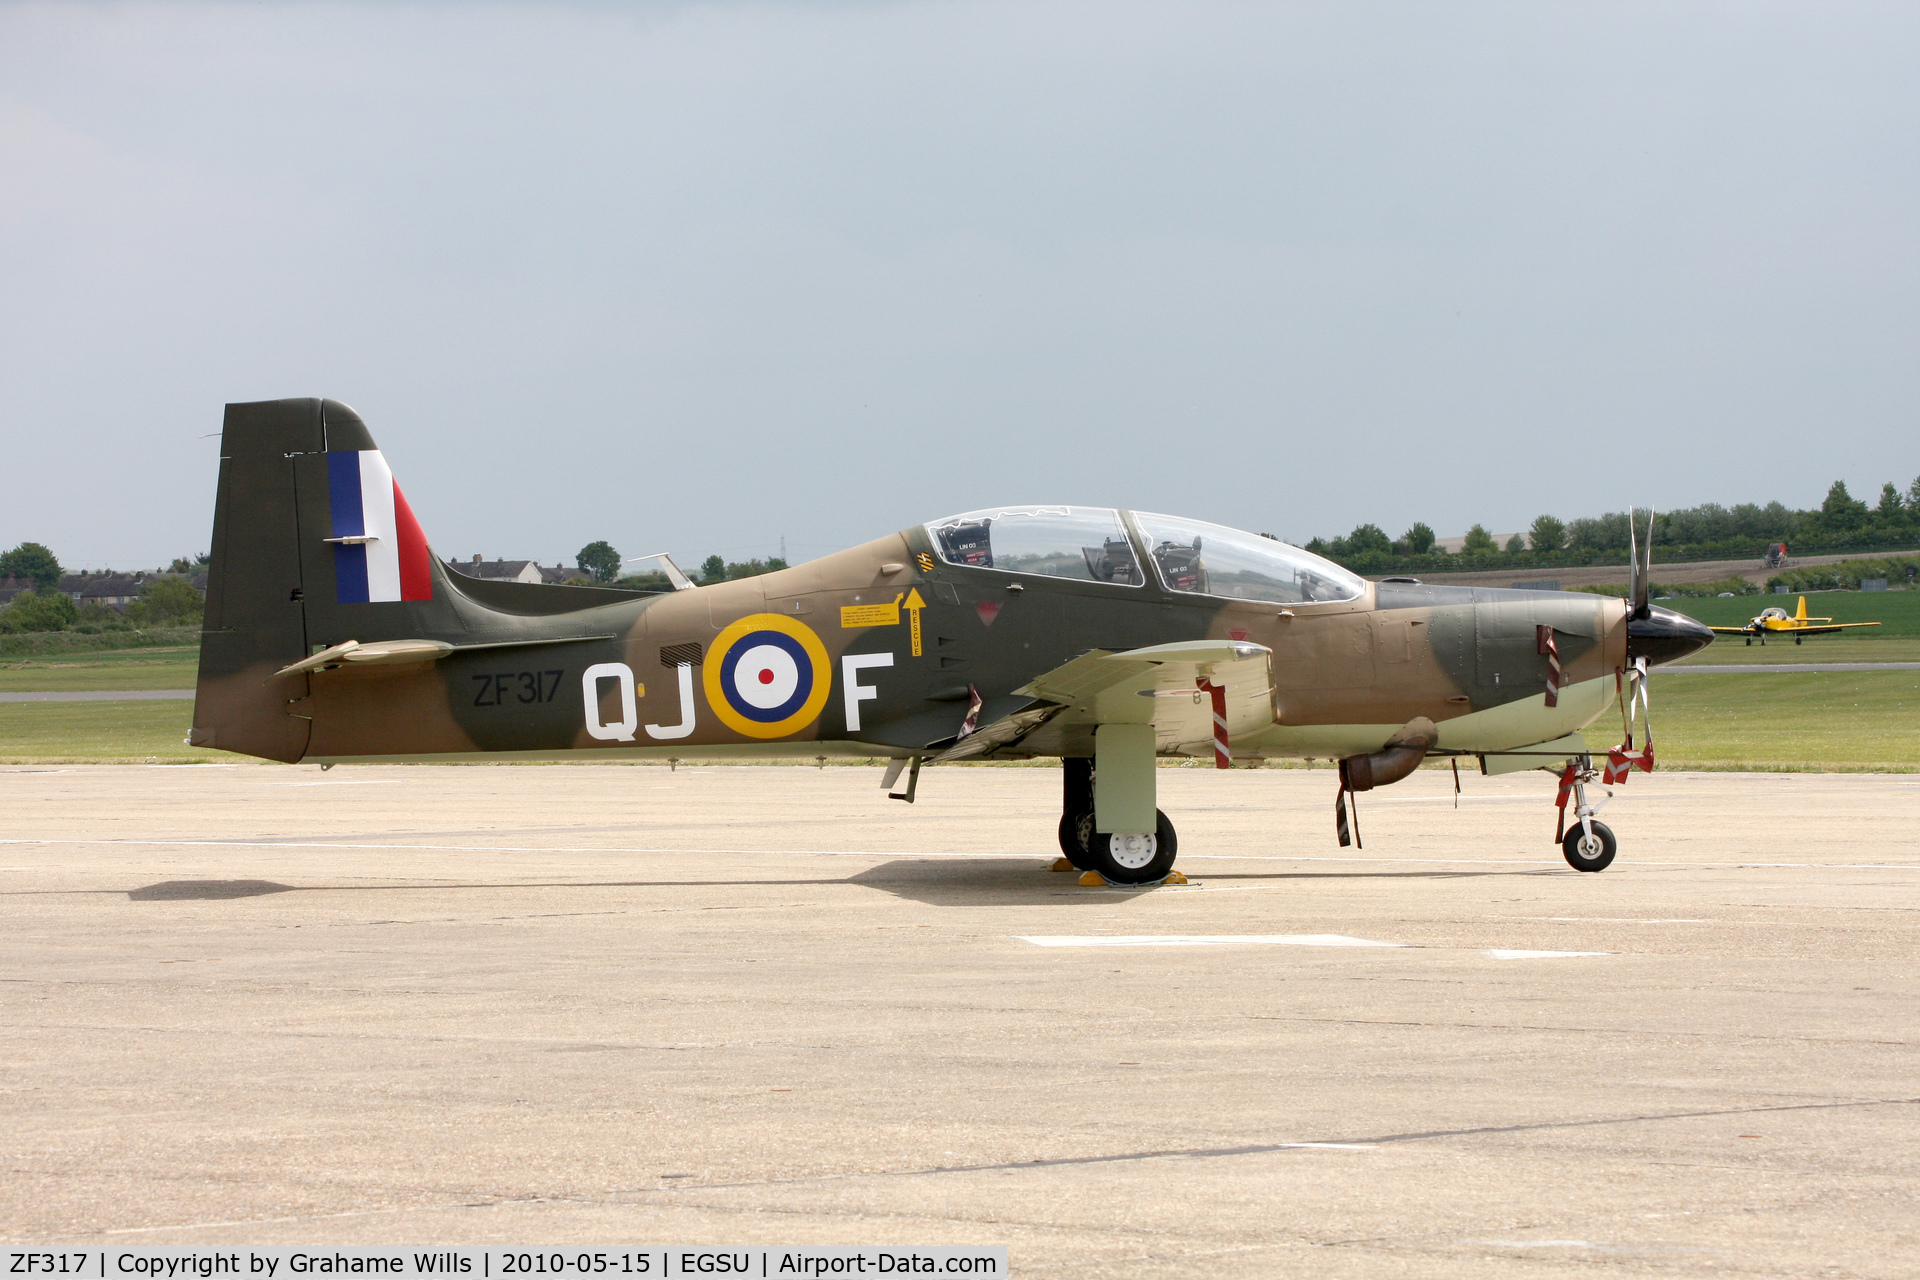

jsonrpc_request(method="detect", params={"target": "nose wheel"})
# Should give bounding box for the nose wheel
[1561,820,1617,872]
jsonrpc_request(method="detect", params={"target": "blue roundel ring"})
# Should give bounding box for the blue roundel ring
[703,612,833,740]
[717,629,814,723]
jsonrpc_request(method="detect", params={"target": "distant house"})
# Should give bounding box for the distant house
[63,572,149,608]
[0,570,205,615]
[448,555,583,585]
[1432,534,1521,555]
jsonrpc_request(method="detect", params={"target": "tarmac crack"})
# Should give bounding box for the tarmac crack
[1243,1014,1919,1048]
[673,1095,1920,1191]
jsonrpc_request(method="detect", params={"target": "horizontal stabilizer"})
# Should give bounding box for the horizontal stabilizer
[275,632,615,678]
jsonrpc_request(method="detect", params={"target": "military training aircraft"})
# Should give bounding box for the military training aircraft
[191,399,1714,883]
[1709,596,1883,645]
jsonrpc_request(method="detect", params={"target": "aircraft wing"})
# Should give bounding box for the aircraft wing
[1707,626,1752,634]
[967,640,1275,760]
[1789,622,1882,635]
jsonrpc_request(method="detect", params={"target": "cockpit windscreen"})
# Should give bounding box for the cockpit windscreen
[1130,513,1364,604]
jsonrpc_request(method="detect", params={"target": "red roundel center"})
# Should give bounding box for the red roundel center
[756,667,776,684]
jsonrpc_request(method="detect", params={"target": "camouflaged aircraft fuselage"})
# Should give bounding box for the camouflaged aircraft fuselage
[192,399,1711,881]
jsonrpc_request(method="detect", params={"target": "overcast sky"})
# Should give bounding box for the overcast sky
[2,1,1915,571]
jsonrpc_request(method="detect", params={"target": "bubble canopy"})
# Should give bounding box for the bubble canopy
[923,507,1366,604]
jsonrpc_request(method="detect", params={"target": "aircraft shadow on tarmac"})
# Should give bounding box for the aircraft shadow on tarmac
[128,879,298,900]
[122,862,1563,904]
[848,859,1568,905]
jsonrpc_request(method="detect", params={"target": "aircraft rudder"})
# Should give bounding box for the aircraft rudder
[192,398,326,762]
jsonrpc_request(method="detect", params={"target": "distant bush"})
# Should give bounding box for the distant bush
[74,602,135,632]
[1573,576,1761,599]
[0,589,78,633]
[1768,554,1920,593]
[126,576,204,628]
[1307,475,1920,575]
[0,626,199,658]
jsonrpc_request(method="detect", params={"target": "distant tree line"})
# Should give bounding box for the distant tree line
[1303,476,1920,574]
[572,541,788,591]
[0,542,206,636]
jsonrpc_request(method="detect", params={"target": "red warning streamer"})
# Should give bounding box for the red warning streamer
[1537,625,1562,708]
[1197,678,1229,769]
[1554,762,1578,842]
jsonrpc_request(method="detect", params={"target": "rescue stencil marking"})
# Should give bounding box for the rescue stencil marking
[326,450,431,603]
[903,587,926,656]
[705,613,832,738]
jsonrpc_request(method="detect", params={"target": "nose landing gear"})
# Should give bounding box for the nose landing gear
[1554,755,1618,872]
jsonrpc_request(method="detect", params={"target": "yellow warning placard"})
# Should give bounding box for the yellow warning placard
[840,594,903,628]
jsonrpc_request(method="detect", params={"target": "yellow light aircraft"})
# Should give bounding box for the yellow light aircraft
[1710,596,1883,646]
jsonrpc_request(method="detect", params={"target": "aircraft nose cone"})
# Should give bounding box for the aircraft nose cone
[1628,604,1715,666]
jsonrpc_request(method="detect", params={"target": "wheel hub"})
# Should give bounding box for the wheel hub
[1109,832,1158,869]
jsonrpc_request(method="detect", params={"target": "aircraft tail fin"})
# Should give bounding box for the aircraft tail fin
[192,398,649,762]
[1796,596,1808,621]
[191,398,474,761]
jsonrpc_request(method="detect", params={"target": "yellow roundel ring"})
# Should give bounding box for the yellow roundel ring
[703,612,833,739]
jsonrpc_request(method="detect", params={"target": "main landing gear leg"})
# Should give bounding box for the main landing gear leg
[1056,757,1095,871]
[1081,724,1179,884]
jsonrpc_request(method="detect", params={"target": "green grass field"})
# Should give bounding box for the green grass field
[0,699,214,764]
[1663,589,1920,665]
[1650,670,1920,772]
[0,626,199,659]
[1673,636,1920,664]
[3,636,1914,770]
[1664,587,1920,632]
[0,645,200,692]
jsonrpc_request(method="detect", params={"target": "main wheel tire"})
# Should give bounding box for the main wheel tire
[1562,820,1617,872]
[1086,809,1178,885]
[1057,810,1096,871]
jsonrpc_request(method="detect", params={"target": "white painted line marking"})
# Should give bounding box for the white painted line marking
[1017,934,1404,949]
[0,838,971,858]
[1184,853,1560,865]
[1492,916,1708,924]
[277,780,404,786]
[1485,949,1611,959]
[1183,853,1920,870]
[1,839,1913,873]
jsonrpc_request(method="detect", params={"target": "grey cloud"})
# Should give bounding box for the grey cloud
[0,0,1913,568]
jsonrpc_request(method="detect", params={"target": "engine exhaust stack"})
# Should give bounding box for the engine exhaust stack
[1341,717,1439,792]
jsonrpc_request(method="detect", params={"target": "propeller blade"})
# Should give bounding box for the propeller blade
[1629,507,1653,621]
[1627,506,1642,620]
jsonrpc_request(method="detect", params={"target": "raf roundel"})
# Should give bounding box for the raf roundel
[704,613,833,739]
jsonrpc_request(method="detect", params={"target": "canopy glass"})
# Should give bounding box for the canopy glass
[924,507,1364,604]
